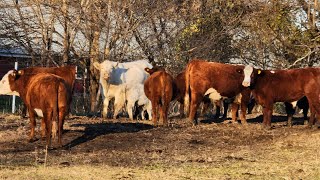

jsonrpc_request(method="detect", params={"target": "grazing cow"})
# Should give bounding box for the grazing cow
[184,59,250,125]
[144,67,175,126]
[19,66,76,137]
[93,60,152,118]
[242,65,320,128]
[285,96,309,126]
[175,70,243,119]
[0,70,70,147]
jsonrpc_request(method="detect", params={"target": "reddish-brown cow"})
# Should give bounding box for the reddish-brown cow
[0,70,70,147]
[184,59,251,125]
[144,67,175,126]
[20,66,76,137]
[242,66,320,128]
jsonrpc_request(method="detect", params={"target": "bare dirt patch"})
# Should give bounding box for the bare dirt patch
[0,113,320,179]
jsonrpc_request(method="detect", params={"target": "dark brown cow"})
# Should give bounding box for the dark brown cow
[242,66,320,128]
[144,67,175,126]
[21,66,76,137]
[184,59,250,125]
[0,70,70,147]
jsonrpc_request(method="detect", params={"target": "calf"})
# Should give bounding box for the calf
[0,70,70,147]
[184,59,250,125]
[242,65,320,128]
[144,67,175,126]
[285,96,309,126]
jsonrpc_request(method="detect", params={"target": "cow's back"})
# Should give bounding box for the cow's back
[144,71,173,102]
[23,66,76,90]
[187,60,245,97]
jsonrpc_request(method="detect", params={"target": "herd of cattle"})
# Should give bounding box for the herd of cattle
[0,59,319,148]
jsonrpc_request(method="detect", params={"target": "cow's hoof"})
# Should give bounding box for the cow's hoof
[261,124,272,130]
[241,122,248,126]
[28,137,38,143]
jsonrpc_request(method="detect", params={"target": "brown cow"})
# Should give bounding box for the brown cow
[184,59,250,125]
[144,67,175,126]
[0,70,70,147]
[175,70,236,119]
[20,66,76,138]
[242,65,320,128]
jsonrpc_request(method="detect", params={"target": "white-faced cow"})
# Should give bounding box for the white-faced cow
[0,70,70,147]
[184,59,251,125]
[242,65,320,128]
[93,60,152,118]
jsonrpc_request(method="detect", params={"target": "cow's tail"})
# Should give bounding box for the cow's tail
[184,63,191,115]
[51,84,59,141]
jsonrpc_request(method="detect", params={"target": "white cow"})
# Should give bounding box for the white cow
[125,84,152,120]
[93,60,152,118]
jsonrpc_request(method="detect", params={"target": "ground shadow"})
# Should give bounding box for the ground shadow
[63,122,154,149]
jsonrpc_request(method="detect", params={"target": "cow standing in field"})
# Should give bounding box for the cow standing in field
[175,70,231,119]
[184,59,251,125]
[93,60,152,119]
[242,65,320,128]
[0,70,70,147]
[20,66,76,138]
[144,67,176,126]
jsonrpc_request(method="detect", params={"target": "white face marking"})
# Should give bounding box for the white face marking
[0,70,19,96]
[34,108,43,117]
[242,65,253,87]
[205,88,222,102]
[270,70,275,74]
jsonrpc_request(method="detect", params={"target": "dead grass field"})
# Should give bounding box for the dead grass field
[0,113,320,179]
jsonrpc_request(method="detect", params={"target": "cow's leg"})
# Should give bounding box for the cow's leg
[189,92,202,125]
[43,110,53,147]
[125,100,135,120]
[262,106,273,129]
[240,103,248,125]
[222,100,229,119]
[303,106,309,125]
[162,102,169,127]
[41,118,46,139]
[214,100,221,120]
[58,106,67,147]
[28,110,37,142]
[146,102,152,120]
[151,100,158,126]
[231,103,239,124]
[179,102,184,118]
[285,102,294,127]
[102,98,110,118]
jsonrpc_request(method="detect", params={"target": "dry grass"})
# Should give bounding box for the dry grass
[0,114,320,179]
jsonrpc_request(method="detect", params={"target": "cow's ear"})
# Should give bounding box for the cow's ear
[93,62,100,70]
[236,68,243,74]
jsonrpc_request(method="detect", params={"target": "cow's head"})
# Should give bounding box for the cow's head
[93,61,119,82]
[0,70,23,96]
[145,67,165,75]
[242,65,263,88]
